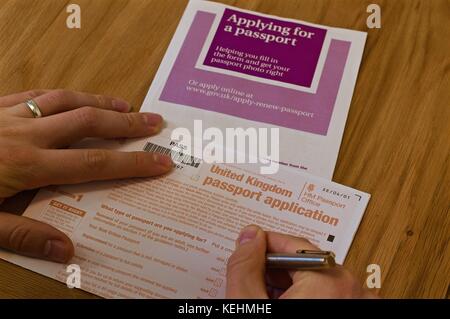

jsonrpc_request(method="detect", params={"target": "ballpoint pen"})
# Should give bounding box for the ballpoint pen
[266,250,336,270]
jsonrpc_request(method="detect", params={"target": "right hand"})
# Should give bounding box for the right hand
[226,225,377,299]
[0,89,173,263]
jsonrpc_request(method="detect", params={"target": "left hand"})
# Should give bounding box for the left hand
[0,89,173,263]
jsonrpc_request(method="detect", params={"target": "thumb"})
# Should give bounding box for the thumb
[0,213,74,263]
[226,225,268,298]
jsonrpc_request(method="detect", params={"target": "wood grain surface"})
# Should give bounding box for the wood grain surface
[0,0,449,299]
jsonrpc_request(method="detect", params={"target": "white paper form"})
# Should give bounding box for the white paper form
[0,135,369,299]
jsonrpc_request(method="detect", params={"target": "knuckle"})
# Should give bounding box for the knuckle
[27,90,45,98]
[133,152,147,167]
[0,164,20,198]
[8,224,31,253]
[123,113,137,130]
[0,145,36,168]
[0,147,42,196]
[74,107,99,131]
[94,94,107,107]
[48,89,71,104]
[9,147,41,184]
[83,149,109,171]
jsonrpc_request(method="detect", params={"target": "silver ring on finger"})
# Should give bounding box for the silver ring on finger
[25,99,43,118]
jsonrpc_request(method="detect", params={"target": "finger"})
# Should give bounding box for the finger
[265,269,292,291]
[31,107,163,148]
[0,213,74,263]
[266,231,318,253]
[0,90,50,108]
[226,225,268,299]
[6,90,130,117]
[29,149,173,187]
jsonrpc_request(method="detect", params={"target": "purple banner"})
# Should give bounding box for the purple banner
[159,11,350,135]
[204,9,327,88]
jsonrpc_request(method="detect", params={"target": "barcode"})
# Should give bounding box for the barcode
[143,142,201,168]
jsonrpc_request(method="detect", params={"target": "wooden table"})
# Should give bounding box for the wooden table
[0,0,448,299]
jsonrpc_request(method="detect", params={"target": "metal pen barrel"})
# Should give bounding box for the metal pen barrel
[266,251,336,270]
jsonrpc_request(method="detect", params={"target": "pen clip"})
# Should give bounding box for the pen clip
[296,250,336,267]
[296,250,336,258]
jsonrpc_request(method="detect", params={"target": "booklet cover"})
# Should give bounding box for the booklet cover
[142,0,367,179]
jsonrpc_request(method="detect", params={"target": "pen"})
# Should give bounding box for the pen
[266,250,336,270]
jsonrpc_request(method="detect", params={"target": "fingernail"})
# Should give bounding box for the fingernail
[143,113,163,127]
[153,153,173,168]
[112,99,131,112]
[44,240,71,263]
[237,225,260,245]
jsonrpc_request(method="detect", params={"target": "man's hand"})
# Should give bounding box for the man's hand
[0,89,173,262]
[226,225,377,298]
